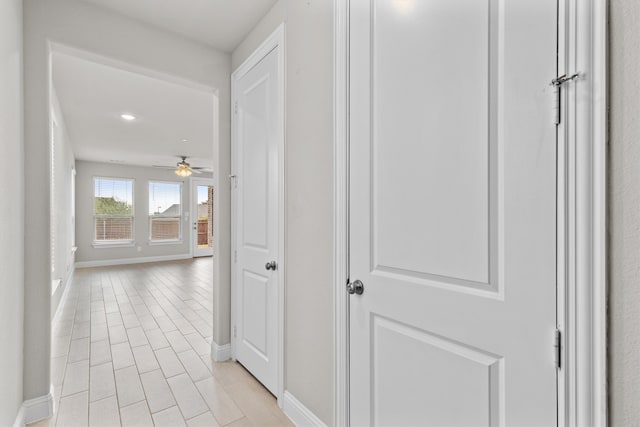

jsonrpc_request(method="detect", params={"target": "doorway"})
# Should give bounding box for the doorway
[192,179,215,257]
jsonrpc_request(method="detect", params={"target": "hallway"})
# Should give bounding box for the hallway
[32,259,292,427]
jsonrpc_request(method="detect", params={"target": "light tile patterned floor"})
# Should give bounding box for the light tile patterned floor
[30,259,293,427]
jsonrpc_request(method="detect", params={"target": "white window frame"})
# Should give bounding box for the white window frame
[148,180,183,244]
[332,0,607,425]
[93,176,135,247]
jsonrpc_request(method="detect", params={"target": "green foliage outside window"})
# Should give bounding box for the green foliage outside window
[95,197,133,215]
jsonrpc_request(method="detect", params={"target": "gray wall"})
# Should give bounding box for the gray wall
[75,161,199,263]
[0,0,24,424]
[232,1,334,423]
[50,87,76,316]
[609,1,640,424]
[24,0,231,402]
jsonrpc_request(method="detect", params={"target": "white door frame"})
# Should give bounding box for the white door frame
[332,0,608,426]
[190,178,215,257]
[230,23,286,406]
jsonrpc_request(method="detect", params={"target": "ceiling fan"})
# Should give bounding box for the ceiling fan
[152,156,210,177]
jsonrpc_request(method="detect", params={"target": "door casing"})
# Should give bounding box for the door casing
[332,0,608,425]
[230,23,286,406]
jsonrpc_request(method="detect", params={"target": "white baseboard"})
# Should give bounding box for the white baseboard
[51,278,62,297]
[211,340,231,362]
[64,264,75,290]
[52,266,74,324]
[14,386,54,426]
[283,391,326,427]
[12,405,25,427]
[75,253,192,269]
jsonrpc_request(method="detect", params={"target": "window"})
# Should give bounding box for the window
[94,177,134,244]
[149,181,182,242]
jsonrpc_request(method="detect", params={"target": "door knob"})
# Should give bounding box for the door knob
[346,279,364,295]
[265,261,277,271]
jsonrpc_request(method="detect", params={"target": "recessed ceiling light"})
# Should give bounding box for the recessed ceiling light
[120,113,136,121]
[181,139,188,143]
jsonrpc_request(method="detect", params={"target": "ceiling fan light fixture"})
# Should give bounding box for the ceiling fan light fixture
[175,164,192,177]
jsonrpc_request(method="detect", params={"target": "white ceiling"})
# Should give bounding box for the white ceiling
[79,0,278,52]
[52,51,215,169]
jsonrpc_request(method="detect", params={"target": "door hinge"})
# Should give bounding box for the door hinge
[234,250,237,263]
[550,73,580,125]
[234,325,237,338]
[234,101,238,115]
[229,174,237,189]
[554,329,562,369]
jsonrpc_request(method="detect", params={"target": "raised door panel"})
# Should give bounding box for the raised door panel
[242,271,269,359]
[372,0,500,287]
[372,316,501,427]
[241,76,270,251]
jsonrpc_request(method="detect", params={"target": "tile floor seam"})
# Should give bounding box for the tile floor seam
[123,363,153,414]
[140,368,179,416]
[88,394,119,405]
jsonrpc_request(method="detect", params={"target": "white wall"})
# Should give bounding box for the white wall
[0,0,24,424]
[75,161,205,264]
[232,1,334,423]
[609,1,640,423]
[24,0,231,403]
[50,87,76,316]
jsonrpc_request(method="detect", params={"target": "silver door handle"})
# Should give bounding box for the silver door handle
[265,261,277,271]
[346,279,364,295]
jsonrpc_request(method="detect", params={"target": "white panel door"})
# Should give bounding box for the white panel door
[233,46,281,394]
[349,1,558,426]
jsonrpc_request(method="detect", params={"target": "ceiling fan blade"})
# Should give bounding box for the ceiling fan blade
[151,165,175,169]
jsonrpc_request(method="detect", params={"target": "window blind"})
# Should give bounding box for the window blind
[94,177,134,242]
